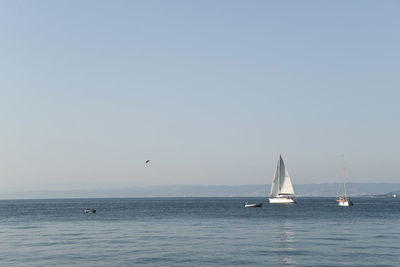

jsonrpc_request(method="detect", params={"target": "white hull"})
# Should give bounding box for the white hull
[269,197,296,204]
[336,197,353,206]
[337,200,353,206]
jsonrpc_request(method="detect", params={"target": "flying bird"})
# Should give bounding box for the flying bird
[145,160,151,164]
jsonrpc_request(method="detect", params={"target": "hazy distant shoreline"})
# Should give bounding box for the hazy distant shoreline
[1,183,399,200]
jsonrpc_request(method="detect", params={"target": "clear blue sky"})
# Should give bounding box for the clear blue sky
[1,0,399,192]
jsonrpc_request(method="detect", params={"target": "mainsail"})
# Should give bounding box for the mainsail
[269,155,295,197]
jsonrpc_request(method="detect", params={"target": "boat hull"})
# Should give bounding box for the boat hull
[83,209,96,213]
[269,197,296,204]
[337,201,353,206]
[244,203,263,208]
[336,197,353,206]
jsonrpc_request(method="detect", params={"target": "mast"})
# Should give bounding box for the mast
[270,154,280,198]
[278,154,281,194]
[342,155,347,199]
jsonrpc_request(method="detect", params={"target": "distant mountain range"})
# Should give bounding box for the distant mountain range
[1,183,399,199]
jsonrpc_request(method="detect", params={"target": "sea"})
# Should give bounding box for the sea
[0,197,399,266]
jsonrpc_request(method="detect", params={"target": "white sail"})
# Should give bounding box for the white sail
[269,158,280,198]
[279,160,294,195]
[270,155,295,197]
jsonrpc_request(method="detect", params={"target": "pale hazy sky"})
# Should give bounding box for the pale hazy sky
[1,1,399,192]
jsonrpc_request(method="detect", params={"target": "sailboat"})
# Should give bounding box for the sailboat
[336,158,353,206]
[269,154,296,204]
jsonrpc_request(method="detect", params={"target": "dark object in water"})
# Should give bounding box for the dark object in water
[244,202,263,208]
[83,208,96,214]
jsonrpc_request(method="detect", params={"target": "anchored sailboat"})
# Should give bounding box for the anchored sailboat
[269,154,296,204]
[336,157,353,206]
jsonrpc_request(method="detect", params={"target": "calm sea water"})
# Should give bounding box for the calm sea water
[0,197,399,266]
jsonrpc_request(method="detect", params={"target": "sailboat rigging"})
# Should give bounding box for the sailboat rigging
[336,157,353,206]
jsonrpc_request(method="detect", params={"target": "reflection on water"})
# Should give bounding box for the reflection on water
[273,219,296,266]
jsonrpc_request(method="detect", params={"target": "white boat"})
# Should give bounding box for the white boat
[244,202,263,208]
[337,197,353,206]
[269,154,296,204]
[336,158,353,206]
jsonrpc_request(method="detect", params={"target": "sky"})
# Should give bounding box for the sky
[0,0,399,192]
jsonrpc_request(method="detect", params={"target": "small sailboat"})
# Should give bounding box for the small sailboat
[244,202,263,208]
[336,158,353,206]
[269,154,296,204]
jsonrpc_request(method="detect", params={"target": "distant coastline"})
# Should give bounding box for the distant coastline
[1,183,399,200]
